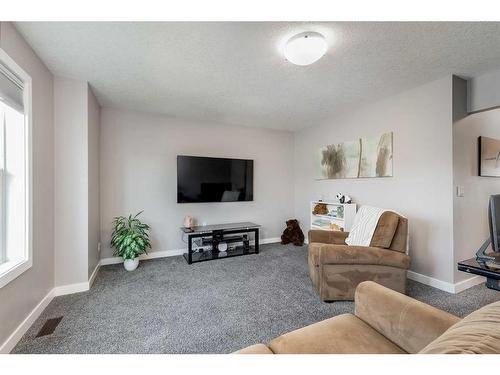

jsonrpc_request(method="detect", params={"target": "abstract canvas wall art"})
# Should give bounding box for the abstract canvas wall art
[316,132,393,179]
[478,136,500,177]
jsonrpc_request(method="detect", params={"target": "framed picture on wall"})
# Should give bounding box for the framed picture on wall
[315,132,393,180]
[478,136,500,177]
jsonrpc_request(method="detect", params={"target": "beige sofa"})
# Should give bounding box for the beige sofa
[308,211,410,301]
[235,281,500,354]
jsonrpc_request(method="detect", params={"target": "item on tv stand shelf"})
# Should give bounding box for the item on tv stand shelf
[183,215,195,229]
[218,241,228,258]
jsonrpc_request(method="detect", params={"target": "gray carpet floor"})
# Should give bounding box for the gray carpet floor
[12,243,500,354]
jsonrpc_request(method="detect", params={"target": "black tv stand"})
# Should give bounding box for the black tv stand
[458,258,500,291]
[180,222,260,264]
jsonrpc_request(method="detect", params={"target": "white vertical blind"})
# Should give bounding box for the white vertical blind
[0,62,24,113]
[0,109,4,264]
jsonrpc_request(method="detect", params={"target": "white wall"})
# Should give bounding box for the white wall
[54,78,101,285]
[453,107,500,282]
[468,68,500,113]
[88,86,100,277]
[0,22,55,346]
[54,78,88,286]
[294,76,455,284]
[100,108,294,259]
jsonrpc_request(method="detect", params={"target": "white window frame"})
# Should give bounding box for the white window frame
[0,48,33,289]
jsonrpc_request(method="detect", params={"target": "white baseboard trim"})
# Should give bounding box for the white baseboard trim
[53,282,89,296]
[100,248,185,265]
[100,237,282,266]
[0,289,55,353]
[88,263,100,289]
[260,237,281,244]
[53,262,102,296]
[407,270,485,294]
[454,275,485,293]
[407,271,455,293]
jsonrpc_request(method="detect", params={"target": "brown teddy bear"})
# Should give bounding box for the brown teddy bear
[281,219,305,246]
[312,203,328,215]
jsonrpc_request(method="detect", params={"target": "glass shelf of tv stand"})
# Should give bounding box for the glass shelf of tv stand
[180,221,260,234]
[183,245,257,264]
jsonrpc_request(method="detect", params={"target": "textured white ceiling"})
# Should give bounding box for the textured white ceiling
[14,22,500,130]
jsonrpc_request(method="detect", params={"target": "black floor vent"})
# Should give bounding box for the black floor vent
[36,317,63,338]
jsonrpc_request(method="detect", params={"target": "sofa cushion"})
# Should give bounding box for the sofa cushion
[233,343,274,354]
[389,217,408,253]
[318,244,410,269]
[370,212,400,249]
[268,313,406,354]
[419,301,500,354]
[355,281,460,353]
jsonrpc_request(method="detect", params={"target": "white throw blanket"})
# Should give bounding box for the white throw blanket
[345,205,388,247]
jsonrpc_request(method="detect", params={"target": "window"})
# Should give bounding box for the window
[0,49,32,289]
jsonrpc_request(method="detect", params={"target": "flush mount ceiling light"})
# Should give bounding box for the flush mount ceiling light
[284,32,327,66]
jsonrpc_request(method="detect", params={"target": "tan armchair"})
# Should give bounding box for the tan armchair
[308,211,410,301]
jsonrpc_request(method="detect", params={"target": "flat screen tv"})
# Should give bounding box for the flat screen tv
[476,194,500,263]
[489,194,500,253]
[177,155,254,203]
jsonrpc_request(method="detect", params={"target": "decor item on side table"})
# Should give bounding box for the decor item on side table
[312,202,328,215]
[281,219,305,246]
[110,211,151,271]
[315,132,393,179]
[335,193,352,204]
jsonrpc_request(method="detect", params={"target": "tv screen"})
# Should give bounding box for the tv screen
[177,155,254,203]
[489,194,500,253]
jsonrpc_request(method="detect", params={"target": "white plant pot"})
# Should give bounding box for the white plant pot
[123,258,139,271]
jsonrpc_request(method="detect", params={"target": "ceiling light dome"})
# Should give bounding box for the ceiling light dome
[284,32,327,66]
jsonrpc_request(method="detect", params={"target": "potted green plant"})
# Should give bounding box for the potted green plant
[110,211,151,271]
